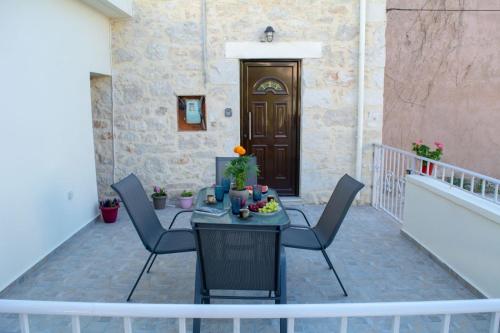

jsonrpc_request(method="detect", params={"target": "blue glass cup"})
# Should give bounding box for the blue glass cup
[231,196,241,215]
[221,178,231,193]
[252,185,262,201]
[215,185,224,202]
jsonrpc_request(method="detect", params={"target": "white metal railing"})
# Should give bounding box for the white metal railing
[0,299,499,333]
[372,144,500,222]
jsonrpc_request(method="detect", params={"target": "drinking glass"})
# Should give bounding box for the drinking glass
[252,185,262,201]
[214,185,224,202]
[221,178,231,193]
[231,196,241,215]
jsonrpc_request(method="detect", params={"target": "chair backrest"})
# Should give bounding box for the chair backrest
[111,174,165,252]
[215,156,258,186]
[193,223,281,292]
[313,174,364,248]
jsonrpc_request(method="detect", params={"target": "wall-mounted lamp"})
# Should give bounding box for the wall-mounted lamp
[264,26,275,42]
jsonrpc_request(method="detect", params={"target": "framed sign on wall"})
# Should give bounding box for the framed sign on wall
[177,95,206,131]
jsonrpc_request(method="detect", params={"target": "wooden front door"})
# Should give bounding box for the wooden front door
[240,60,300,196]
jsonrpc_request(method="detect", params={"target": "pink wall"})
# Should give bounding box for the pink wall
[383,0,500,178]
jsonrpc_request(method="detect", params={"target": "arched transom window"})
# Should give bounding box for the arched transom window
[253,77,288,95]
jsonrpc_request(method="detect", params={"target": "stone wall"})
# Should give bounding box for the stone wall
[106,0,386,203]
[384,0,500,178]
[90,75,114,199]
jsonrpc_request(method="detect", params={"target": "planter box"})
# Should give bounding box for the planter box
[403,175,500,297]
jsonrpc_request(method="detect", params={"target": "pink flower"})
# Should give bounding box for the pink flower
[416,139,423,144]
[434,141,444,150]
[154,186,160,193]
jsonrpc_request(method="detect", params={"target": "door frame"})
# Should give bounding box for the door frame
[239,59,302,196]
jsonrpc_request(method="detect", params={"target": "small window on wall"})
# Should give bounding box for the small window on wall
[177,95,206,131]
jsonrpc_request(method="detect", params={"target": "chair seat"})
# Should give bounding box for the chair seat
[282,226,323,250]
[155,229,196,254]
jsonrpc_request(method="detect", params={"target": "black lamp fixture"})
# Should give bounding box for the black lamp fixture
[264,26,275,42]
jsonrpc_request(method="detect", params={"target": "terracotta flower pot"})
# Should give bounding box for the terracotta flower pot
[100,206,119,223]
[179,196,193,209]
[152,195,167,210]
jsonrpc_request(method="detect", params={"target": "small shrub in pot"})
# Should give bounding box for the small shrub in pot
[152,186,167,210]
[179,190,193,209]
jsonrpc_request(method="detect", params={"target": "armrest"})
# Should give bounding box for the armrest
[287,224,310,230]
[284,207,312,227]
[168,210,193,229]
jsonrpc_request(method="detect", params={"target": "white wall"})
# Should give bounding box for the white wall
[0,0,112,291]
[403,175,500,298]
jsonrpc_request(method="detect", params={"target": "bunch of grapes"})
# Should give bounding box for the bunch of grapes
[259,200,279,213]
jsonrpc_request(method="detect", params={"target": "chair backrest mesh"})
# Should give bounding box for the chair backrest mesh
[194,223,280,291]
[313,174,364,248]
[111,174,164,252]
[215,157,258,186]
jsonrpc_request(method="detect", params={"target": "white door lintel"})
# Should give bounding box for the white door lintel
[225,42,322,59]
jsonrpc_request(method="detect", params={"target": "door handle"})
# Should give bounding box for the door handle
[248,112,252,141]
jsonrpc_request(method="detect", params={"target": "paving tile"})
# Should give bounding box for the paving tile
[0,206,489,332]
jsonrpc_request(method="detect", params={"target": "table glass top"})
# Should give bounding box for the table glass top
[191,187,290,227]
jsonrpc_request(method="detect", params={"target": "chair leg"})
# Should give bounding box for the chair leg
[193,259,202,333]
[277,250,287,333]
[320,249,348,297]
[146,254,158,273]
[127,253,154,302]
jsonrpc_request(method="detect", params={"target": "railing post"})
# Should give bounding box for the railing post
[19,314,29,333]
[490,312,500,333]
[179,318,186,333]
[372,145,379,208]
[392,315,400,333]
[123,317,132,333]
[233,318,240,333]
[380,146,386,210]
[71,316,81,333]
[287,318,295,333]
[340,317,348,333]
[441,314,451,333]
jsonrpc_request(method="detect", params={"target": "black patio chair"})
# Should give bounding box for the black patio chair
[192,223,287,333]
[282,174,364,297]
[215,156,258,185]
[111,174,196,302]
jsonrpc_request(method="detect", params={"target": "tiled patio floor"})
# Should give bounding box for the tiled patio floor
[0,205,490,332]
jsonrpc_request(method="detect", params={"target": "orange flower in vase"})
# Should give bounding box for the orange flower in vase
[233,145,246,156]
[225,145,258,191]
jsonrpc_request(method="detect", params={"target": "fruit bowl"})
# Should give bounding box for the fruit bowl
[248,200,281,216]
[251,205,282,216]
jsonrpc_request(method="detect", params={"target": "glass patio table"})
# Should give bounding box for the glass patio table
[190,187,290,229]
[190,187,289,333]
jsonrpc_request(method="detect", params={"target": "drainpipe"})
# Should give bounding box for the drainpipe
[355,0,367,182]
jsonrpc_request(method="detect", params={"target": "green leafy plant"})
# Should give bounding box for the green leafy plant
[224,145,259,191]
[412,140,444,163]
[181,190,193,197]
[152,186,167,198]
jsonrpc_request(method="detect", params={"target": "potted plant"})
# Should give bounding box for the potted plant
[99,198,120,223]
[179,190,193,209]
[224,145,259,206]
[412,140,444,175]
[152,186,167,210]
